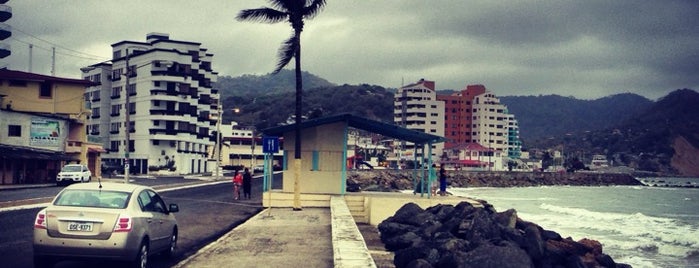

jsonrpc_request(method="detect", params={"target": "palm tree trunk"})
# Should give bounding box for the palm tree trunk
[293,29,303,211]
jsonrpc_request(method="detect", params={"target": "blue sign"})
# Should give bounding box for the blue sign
[262,136,279,153]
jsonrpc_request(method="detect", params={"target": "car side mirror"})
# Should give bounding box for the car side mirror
[168,203,179,213]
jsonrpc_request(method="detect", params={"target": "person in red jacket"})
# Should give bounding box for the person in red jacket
[232,169,243,200]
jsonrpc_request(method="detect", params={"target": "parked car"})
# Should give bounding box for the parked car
[33,182,180,268]
[55,164,91,186]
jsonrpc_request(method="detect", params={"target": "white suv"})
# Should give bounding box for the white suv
[56,164,91,186]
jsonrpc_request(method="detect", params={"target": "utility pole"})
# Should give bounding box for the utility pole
[124,48,131,184]
[250,128,255,168]
[215,97,222,180]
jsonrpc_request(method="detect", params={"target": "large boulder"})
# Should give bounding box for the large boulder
[379,202,631,268]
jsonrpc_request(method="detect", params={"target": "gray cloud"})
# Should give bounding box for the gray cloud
[3,0,697,100]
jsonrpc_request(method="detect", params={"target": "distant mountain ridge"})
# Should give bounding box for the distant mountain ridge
[214,72,699,175]
[499,93,654,142]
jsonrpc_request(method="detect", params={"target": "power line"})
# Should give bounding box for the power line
[9,36,107,61]
[10,26,110,61]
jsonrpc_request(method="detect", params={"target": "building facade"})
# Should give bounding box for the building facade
[437,84,487,149]
[393,79,444,162]
[82,33,218,175]
[0,69,104,184]
[437,84,522,170]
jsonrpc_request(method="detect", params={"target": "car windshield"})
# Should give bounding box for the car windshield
[61,165,82,172]
[54,189,131,209]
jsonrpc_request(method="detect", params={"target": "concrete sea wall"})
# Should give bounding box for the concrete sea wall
[347,170,643,191]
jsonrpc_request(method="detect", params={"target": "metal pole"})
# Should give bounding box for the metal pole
[124,48,130,184]
[215,97,221,180]
[250,128,255,168]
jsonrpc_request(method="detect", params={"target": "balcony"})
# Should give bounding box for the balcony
[0,4,11,22]
[0,22,10,39]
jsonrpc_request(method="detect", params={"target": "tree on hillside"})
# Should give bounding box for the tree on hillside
[237,0,327,210]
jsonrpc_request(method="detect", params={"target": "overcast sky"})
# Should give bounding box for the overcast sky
[3,0,698,100]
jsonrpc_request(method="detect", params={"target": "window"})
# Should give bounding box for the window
[40,82,53,98]
[110,141,119,151]
[8,125,21,137]
[111,104,122,116]
[110,122,121,133]
[128,102,136,114]
[138,190,166,213]
[126,83,136,96]
[111,86,122,98]
[112,68,122,80]
[91,107,100,119]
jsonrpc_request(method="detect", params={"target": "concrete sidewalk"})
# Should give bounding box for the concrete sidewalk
[174,207,335,268]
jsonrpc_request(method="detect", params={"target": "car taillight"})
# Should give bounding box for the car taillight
[34,211,47,229]
[113,215,132,232]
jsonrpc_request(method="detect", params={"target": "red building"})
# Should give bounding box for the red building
[437,84,487,149]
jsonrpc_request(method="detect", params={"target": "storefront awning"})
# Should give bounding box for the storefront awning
[0,144,75,161]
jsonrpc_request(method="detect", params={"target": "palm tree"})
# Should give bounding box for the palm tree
[237,0,327,210]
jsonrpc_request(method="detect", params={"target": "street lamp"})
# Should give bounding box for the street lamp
[215,97,222,180]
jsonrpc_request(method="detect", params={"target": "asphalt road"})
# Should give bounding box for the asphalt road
[0,173,281,268]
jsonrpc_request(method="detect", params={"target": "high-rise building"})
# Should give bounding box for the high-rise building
[437,84,522,167]
[393,79,444,161]
[82,33,218,175]
[0,0,12,62]
[438,84,486,149]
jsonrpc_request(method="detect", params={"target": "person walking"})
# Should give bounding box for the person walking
[439,164,448,196]
[232,169,243,200]
[242,167,252,199]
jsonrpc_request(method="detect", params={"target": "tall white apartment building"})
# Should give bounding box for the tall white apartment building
[393,79,444,162]
[82,33,218,175]
[472,91,521,168]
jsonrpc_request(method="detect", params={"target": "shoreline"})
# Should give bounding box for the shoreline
[348,170,644,192]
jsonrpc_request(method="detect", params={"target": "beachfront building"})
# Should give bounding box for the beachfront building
[442,142,503,171]
[393,79,444,163]
[437,84,522,170]
[0,69,105,184]
[437,84,487,149]
[81,33,218,175]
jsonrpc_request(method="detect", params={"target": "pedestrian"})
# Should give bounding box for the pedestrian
[243,167,252,199]
[232,169,243,200]
[430,164,438,196]
[439,164,448,196]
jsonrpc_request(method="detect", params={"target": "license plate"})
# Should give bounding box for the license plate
[68,222,93,232]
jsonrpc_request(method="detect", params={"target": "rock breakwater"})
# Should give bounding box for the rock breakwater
[379,202,631,268]
[347,170,643,192]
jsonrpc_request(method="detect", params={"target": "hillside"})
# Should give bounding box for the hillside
[217,69,335,98]
[499,93,653,143]
[213,72,699,175]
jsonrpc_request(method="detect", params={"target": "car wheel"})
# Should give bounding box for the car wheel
[164,229,178,258]
[130,241,148,268]
[33,255,54,268]
[87,176,91,183]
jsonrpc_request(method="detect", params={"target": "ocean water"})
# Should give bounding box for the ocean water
[449,178,699,268]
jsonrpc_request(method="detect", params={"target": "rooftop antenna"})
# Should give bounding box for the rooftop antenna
[28,44,33,72]
[50,47,55,76]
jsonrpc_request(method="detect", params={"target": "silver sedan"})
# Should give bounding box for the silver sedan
[33,182,179,268]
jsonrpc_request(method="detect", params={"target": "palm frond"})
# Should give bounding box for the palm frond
[303,0,327,19]
[236,8,288,23]
[273,34,299,74]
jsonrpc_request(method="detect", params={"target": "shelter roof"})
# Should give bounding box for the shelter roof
[261,113,446,144]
